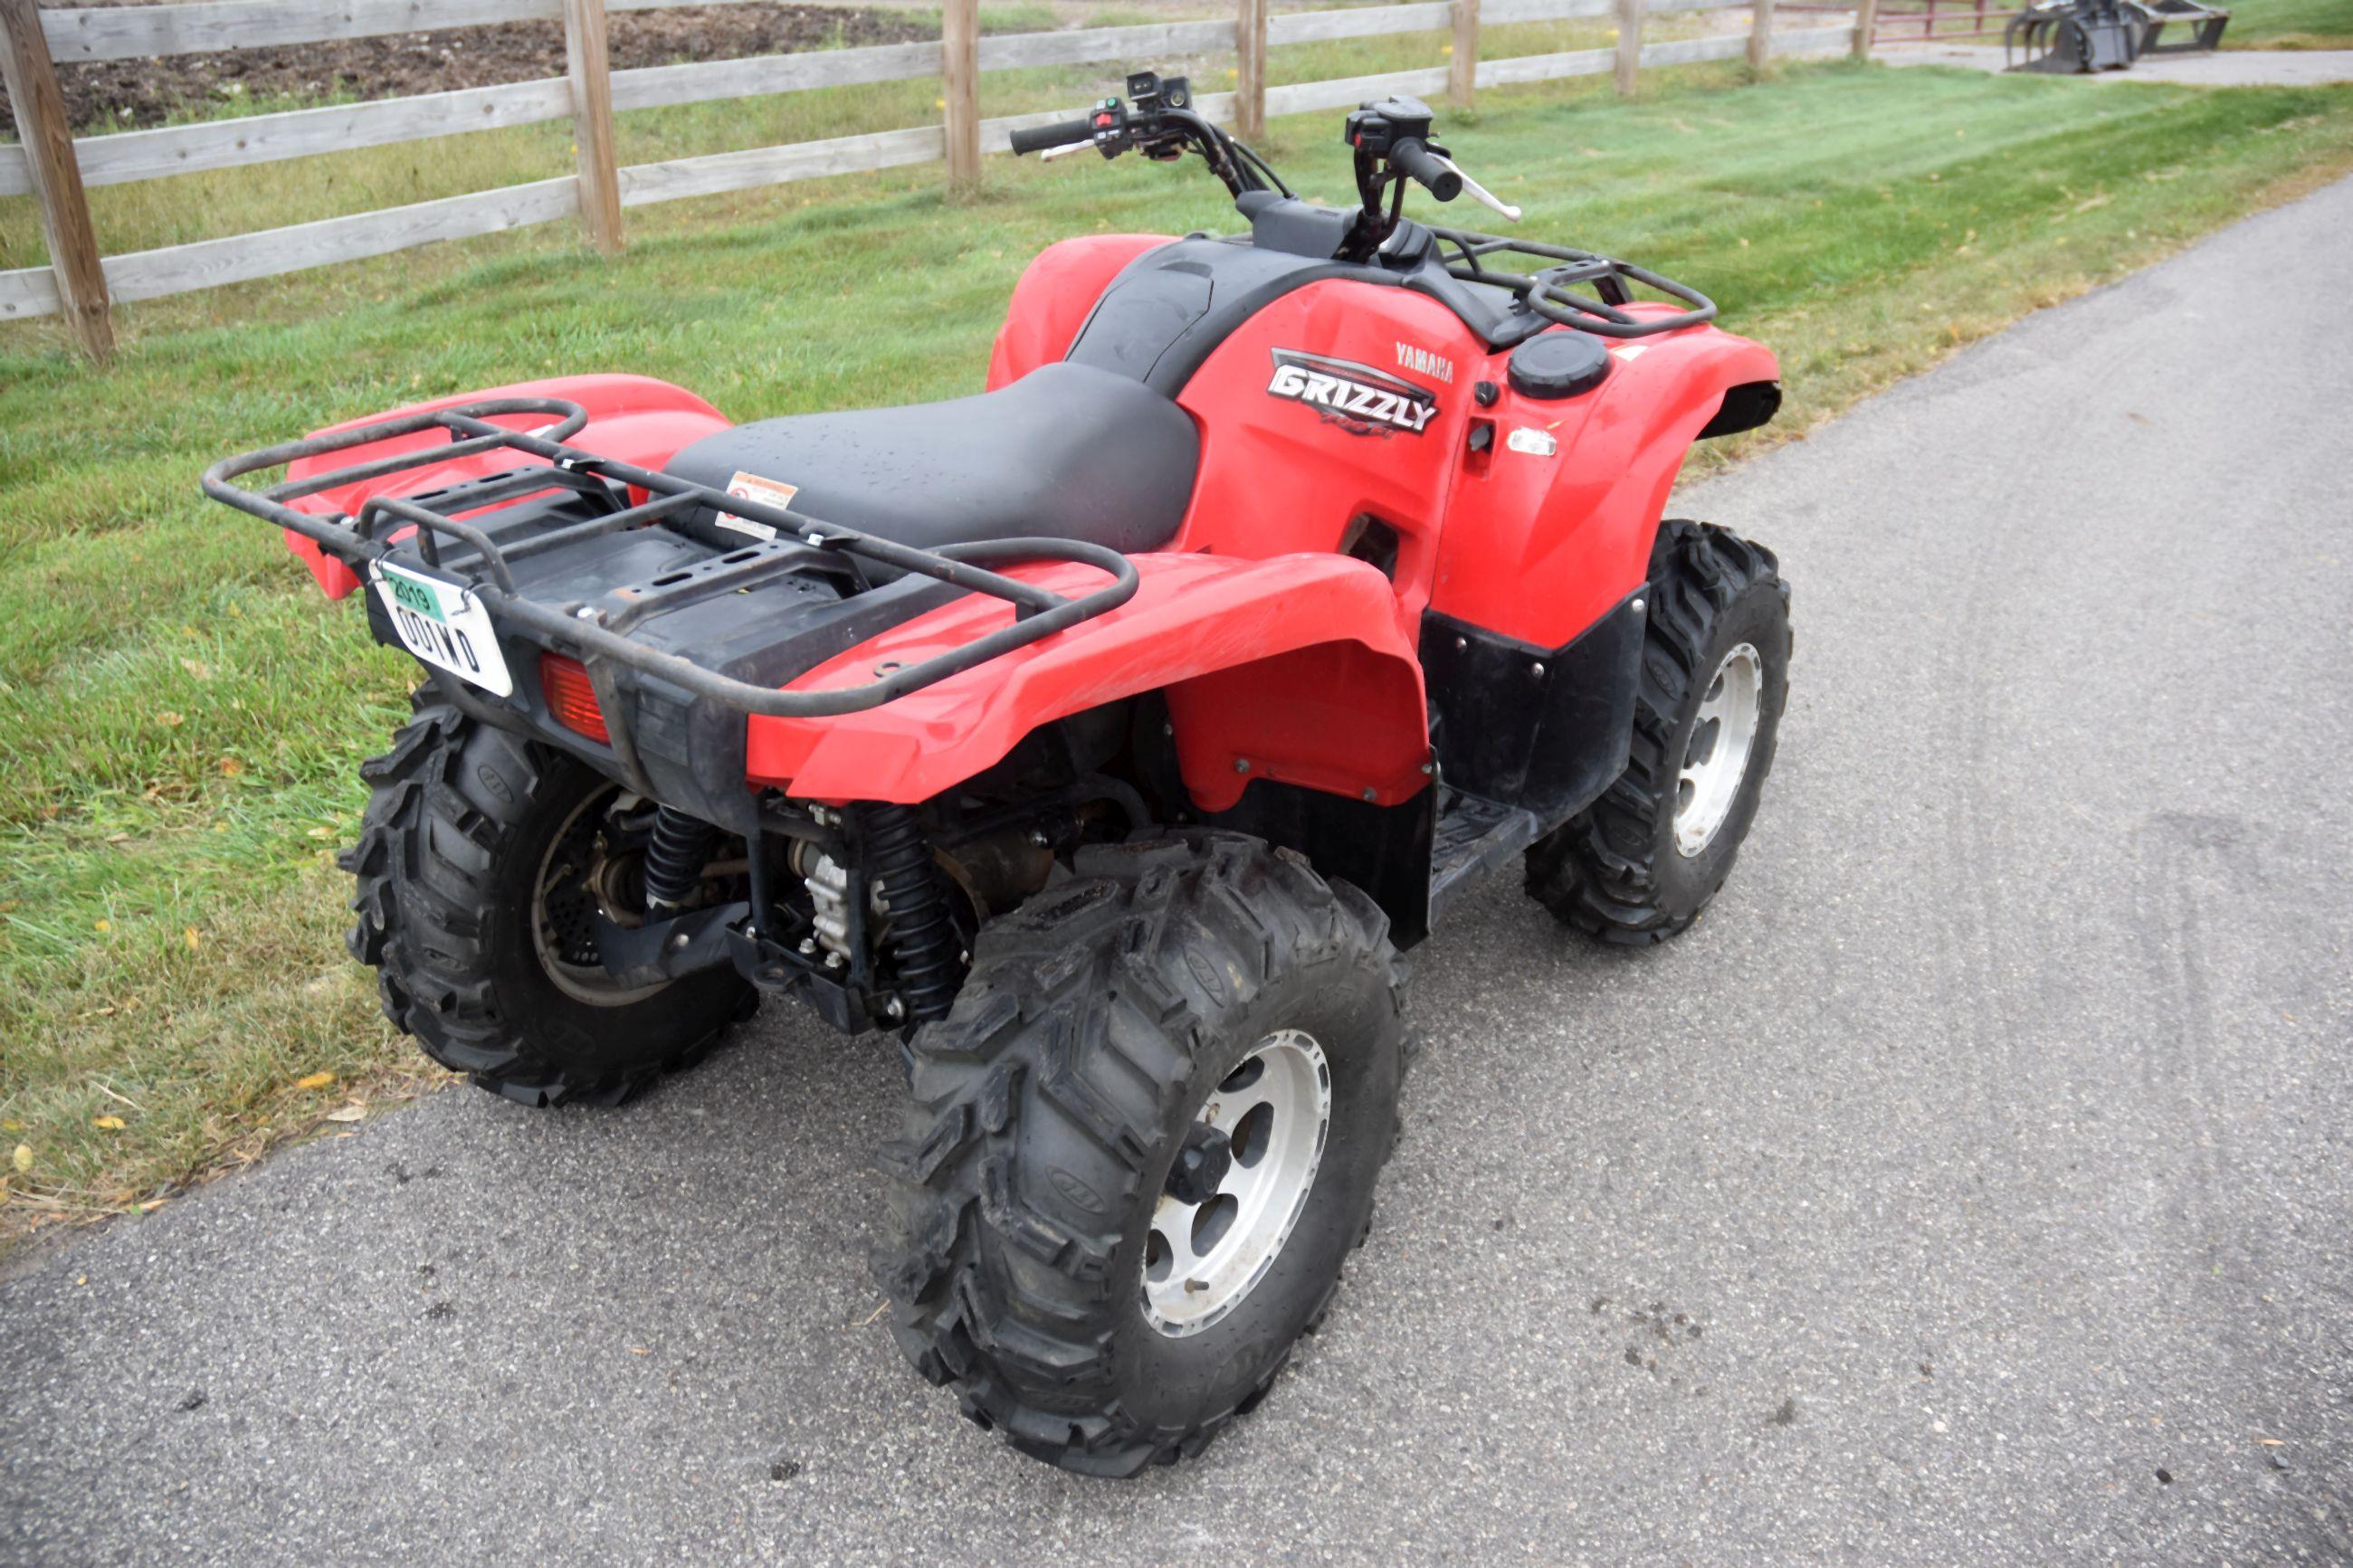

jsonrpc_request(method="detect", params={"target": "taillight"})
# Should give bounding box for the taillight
[538,653,609,744]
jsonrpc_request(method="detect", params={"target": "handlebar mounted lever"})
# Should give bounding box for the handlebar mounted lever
[1344,96,1467,255]
[1431,151,1521,224]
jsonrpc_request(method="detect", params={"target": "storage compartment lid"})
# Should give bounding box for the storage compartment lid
[1507,331,1611,400]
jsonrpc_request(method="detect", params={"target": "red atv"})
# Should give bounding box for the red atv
[204,73,1790,1477]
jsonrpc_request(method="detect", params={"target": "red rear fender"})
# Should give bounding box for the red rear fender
[746,551,1430,812]
[279,374,731,598]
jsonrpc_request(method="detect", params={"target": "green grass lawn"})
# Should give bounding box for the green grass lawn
[2222,0,2353,49]
[5,61,2352,1242]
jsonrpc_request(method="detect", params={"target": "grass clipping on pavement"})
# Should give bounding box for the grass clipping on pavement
[5,60,2353,1243]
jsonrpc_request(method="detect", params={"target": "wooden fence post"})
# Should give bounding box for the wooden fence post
[0,0,112,359]
[1450,0,1481,109]
[1615,0,1645,96]
[1748,0,1777,67]
[561,0,623,252]
[942,0,979,196]
[1852,0,1881,56]
[1235,0,1269,143]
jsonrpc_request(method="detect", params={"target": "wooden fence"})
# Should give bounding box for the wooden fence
[1782,0,1997,44]
[0,0,1859,358]
[1868,0,2007,43]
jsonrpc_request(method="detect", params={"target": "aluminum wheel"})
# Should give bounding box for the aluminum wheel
[1141,1030,1332,1338]
[1673,641,1764,858]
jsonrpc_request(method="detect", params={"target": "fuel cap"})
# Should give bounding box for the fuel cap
[1507,331,1611,400]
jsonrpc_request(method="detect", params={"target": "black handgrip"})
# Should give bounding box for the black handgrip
[1010,117,1095,156]
[1392,138,1462,202]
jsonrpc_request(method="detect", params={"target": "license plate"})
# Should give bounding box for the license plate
[370,562,513,696]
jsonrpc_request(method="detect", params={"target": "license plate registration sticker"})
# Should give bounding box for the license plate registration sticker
[370,561,513,696]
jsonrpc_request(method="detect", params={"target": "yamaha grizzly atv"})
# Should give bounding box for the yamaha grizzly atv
[203,73,1791,1478]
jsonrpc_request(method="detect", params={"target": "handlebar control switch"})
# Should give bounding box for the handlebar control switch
[1089,97,1128,154]
[1345,96,1435,158]
[1127,71,1192,112]
[1115,72,1196,160]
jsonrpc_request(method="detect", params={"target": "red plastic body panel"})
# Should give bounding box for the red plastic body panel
[1166,280,1777,649]
[744,551,1427,812]
[1430,317,1779,646]
[984,234,1175,390]
[761,280,1775,808]
[1168,280,1481,625]
[279,374,731,599]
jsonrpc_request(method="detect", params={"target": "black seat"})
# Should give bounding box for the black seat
[665,362,1198,558]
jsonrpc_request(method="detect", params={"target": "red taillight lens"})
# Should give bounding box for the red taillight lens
[538,653,609,744]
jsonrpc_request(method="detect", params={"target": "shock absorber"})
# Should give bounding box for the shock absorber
[862,804,961,1025]
[642,806,721,914]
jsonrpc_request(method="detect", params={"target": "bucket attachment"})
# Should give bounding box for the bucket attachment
[2005,0,2140,70]
[2005,0,2224,70]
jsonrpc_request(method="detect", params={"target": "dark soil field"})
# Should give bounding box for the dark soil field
[4,4,933,131]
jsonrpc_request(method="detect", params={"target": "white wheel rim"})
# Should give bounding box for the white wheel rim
[1673,641,1764,859]
[1141,1031,1331,1338]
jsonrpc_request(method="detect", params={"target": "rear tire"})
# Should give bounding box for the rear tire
[1525,519,1790,944]
[873,832,1409,1476]
[340,690,754,1107]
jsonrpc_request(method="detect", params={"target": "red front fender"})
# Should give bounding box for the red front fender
[746,552,1431,812]
[1434,320,1781,647]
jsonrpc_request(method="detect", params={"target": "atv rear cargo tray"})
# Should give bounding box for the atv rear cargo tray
[201,396,1141,724]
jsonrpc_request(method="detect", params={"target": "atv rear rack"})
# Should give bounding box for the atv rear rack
[201,397,1141,720]
[1427,228,1717,339]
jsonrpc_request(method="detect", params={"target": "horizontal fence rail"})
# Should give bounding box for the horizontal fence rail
[34,0,815,63]
[0,78,572,196]
[1869,0,2005,41]
[2,0,1864,353]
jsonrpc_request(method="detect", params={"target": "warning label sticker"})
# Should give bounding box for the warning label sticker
[715,470,800,539]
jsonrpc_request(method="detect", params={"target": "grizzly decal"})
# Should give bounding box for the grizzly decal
[1266,349,1440,437]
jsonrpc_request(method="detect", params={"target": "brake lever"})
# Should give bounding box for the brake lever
[1041,139,1097,162]
[1432,154,1522,223]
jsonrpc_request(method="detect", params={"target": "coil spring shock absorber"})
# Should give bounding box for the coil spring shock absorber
[862,804,961,1025]
[642,807,721,914]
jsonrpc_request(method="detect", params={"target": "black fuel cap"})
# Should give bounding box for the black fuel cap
[1508,331,1611,400]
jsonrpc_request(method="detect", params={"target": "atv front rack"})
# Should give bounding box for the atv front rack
[201,397,1140,719]
[1427,228,1717,339]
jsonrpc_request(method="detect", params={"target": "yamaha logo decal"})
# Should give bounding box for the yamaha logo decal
[1265,349,1440,437]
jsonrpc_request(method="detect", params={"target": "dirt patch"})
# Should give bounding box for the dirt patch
[4,5,936,134]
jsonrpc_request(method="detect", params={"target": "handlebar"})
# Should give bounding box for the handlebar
[1009,117,1097,156]
[1391,138,1462,203]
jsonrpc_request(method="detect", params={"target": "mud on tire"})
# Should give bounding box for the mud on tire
[873,831,1410,1477]
[340,689,754,1107]
[1525,518,1791,945]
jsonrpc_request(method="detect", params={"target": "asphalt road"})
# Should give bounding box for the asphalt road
[7,178,2352,1567]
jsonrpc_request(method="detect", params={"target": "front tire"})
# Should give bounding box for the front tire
[341,690,754,1107]
[1526,519,1791,944]
[873,832,1409,1477]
